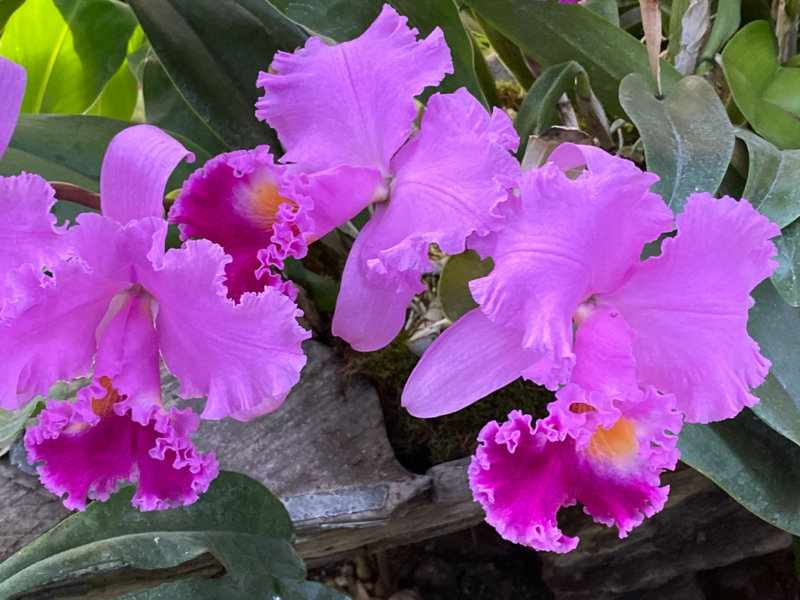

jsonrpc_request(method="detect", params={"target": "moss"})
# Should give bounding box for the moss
[496,80,523,112]
[348,333,555,474]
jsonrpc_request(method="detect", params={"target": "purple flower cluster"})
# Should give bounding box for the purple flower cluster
[0,1,780,551]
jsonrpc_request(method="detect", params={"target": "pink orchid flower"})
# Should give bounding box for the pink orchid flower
[173,4,519,351]
[2,124,309,509]
[403,144,779,424]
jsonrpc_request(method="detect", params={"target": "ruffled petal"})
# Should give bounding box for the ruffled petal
[256,4,452,172]
[377,89,517,263]
[402,309,539,418]
[24,379,217,511]
[0,173,66,280]
[469,412,581,553]
[0,215,166,409]
[470,307,683,551]
[142,239,310,421]
[0,56,25,160]
[0,262,123,409]
[331,205,423,352]
[169,146,312,301]
[600,194,780,423]
[468,148,673,388]
[100,124,193,225]
[289,165,387,240]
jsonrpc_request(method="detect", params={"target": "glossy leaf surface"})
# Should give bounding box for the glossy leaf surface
[619,73,734,212]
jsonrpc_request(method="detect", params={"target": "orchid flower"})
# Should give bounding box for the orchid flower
[403,144,779,424]
[172,4,519,351]
[470,306,682,552]
[0,57,68,299]
[1,124,310,510]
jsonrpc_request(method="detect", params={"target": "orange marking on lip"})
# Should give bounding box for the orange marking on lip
[245,181,295,229]
[90,375,121,418]
[586,417,639,463]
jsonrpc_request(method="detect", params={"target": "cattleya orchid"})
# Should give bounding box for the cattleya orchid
[470,306,682,552]
[174,3,519,351]
[1,122,309,510]
[403,143,779,424]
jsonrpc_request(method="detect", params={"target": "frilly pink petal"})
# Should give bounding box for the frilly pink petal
[468,148,672,388]
[601,193,780,423]
[169,146,313,301]
[256,3,452,173]
[24,381,218,511]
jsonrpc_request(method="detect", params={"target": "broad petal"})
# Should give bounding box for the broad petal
[468,149,672,387]
[402,309,538,418]
[0,57,25,160]
[144,239,309,421]
[378,89,517,265]
[601,194,779,423]
[25,381,217,511]
[256,4,452,172]
[101,124,193,225]
[289,165,386,240]
[0,173,66,280]
[331,209,423,352]
[0,263,123,409]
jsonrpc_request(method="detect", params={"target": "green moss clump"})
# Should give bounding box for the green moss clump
[349,333,555,473]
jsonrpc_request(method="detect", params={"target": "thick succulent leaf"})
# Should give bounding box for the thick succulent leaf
[0,472,347,599]
[514,61,583,157]
[736,128,800,229]
[463,0,682,117]
[619,73,734,212]
[128,0,308,150]
[0,400,36,458]
[748,281,800,442]
[696,0,740,75]
[0,0,137,114]
[266,0,487,105]
[772,218,800,306]
[722,20,800,150]
[679,409,800,537]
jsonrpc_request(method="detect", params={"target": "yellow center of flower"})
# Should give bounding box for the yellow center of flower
[91,376,121,418]
[586,417,639,463]
[245,181,294,229]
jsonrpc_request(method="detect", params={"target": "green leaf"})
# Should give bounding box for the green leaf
[0,472,347,599]
[473,11,534,89]
[267,0,486,106]
[584,0,619,27]
[84,59,138,120]
[463,0,682,117]
[438,250,493,322]
[722,20,800,150]
[0,0,24,29]
[0,0,137,114]
[772,218,800,306]
[514,61,583,157]
[0,114,210,193]
[735,128,800,228]
[619,73,734,212]
[283,257,339,313]
[747,281,800,442]
[128,0,308,151]
[697,0,740,75]
[142,56,229,158]
[679,409,800,536]
[0,399,36,458]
